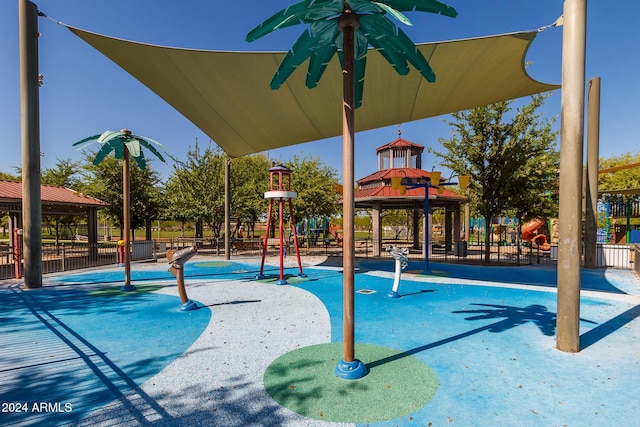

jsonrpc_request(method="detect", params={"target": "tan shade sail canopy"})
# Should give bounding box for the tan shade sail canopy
[67,25,559,158]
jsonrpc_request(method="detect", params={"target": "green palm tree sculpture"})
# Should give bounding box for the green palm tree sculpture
[248,0,457,380]
[74,129,166,291]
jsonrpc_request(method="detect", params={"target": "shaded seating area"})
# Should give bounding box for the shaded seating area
[0,179,108,248]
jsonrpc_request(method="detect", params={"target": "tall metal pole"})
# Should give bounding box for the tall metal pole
[584,77,600,268]
[335,11,366,380]
[19,0,42,289]
[423,191,431,273]
[557,0,586,352]
[464,203,471,243]
[224,157,231,260]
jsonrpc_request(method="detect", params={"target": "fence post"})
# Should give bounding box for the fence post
[61,244,66,272]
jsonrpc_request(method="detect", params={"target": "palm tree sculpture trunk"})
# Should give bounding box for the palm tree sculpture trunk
[122,145,133,289]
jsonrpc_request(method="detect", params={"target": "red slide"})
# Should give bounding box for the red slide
[521,219,551,251]
[328,224,343,247]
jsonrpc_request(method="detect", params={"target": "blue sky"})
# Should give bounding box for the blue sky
[1,1,638,182]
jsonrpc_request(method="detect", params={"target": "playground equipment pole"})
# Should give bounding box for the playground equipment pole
[584,77,601,269]
[411,182,434,274]
[19,0,43,289]
[556,0,586,353]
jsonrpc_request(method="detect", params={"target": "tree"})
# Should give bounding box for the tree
[248,0,458,380]
[165,141,225,238]
[382,209,412,239]
[40,158,82,245]
[80,153,164,233]
[74,129,166,290]
[284,154,340,221]
[599,152,640,193]
[229,154,272,237]
[0,171,20,180]
[598,152,640,227]
[431,94,559,261]
[0,171,20,237]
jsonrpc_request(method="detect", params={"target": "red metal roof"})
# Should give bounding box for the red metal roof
[354,183,465,201]
[357,167,436,185]
[375,137,424,153]
[0,180,108,207]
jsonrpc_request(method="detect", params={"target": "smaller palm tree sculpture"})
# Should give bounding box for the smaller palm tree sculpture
[74,129,166,291]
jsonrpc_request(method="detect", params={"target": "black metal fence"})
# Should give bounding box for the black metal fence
[1,242,120,280]
[1,239,636,281]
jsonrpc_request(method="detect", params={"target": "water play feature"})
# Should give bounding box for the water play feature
[385,245,409,298]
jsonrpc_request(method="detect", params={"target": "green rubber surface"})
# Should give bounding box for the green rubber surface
[263,342,438,423]
[88,284,163,296]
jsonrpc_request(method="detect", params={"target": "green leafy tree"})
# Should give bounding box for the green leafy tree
[599,152,640,193]
[165,141,225,238]
[0,172,20,237]
[230,154,271,237]
[41,158,81,188]
[40,159,82,245]
[284,154,340,221]
[598,152,640,227]
[0,171,20,180]
[431,94,559,261]
[80,153,164,233]
[248,0,457,378]
[382,209,412,239]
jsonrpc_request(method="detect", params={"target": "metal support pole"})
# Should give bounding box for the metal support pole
[278,197,285,283]
[423,192,431,273]
[464,203,471,242]
[584,77,600,268]
[557,0,586,353]
[224,157,231,260]
[19,0,42,289]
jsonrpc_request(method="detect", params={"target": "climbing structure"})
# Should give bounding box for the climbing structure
[257,165,305,284]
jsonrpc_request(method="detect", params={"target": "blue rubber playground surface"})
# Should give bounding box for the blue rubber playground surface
[1,258,639,426]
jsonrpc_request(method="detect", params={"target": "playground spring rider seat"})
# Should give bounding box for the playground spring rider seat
[386,246,409,299]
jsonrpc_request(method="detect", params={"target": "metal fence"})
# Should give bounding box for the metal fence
[1,242,120,280]
[1,239,637,281]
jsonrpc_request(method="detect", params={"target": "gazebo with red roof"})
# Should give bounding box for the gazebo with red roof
[0,180,108,247]
[354,134,469,258]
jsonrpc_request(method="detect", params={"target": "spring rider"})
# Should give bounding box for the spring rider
[167,246,198,311]
[385,246,409,299]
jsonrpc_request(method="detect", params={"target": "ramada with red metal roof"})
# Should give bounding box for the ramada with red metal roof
[0,179,108,216]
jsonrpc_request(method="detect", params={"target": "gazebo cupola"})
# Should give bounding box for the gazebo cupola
[376,135,424,171]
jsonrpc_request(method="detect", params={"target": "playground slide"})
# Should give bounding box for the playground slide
[521,219,551,251]
[328,224,343,247]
